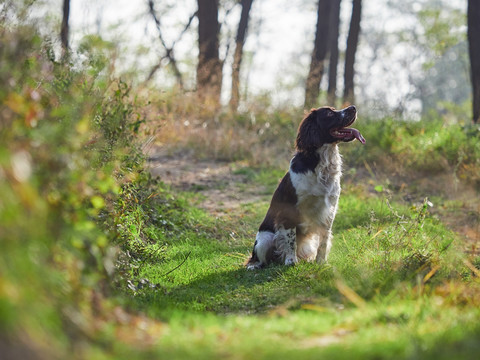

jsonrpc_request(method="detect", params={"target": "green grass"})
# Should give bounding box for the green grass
[111,173,480,359]
[232,164,287,195]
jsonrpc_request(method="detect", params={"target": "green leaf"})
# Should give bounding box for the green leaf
[91,195,105,209]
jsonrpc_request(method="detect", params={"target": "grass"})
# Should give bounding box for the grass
[111,171,480,359]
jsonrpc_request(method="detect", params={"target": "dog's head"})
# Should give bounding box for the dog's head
[295,105,366,152]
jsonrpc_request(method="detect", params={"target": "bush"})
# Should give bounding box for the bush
[0,21,152,354]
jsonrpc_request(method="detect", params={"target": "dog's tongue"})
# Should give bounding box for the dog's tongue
[348,128,366,144]
[336,127,366,144]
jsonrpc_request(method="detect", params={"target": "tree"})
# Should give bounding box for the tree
[468,0,480,123]
[147,1,197,88]
[305,0,332,109]
[343,0,362,105]
[360,0,467,117]
[327,0,342,106]
[197,0,222,106]
[229,0,254,112]
[60,0,70,54]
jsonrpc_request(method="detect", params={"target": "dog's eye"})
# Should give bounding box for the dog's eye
[326,111,334,117]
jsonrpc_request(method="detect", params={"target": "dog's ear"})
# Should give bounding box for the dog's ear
[295,110,322,152]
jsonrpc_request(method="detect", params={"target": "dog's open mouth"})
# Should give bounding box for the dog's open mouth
[330,116,366,144]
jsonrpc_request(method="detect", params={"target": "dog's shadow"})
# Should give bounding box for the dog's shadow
[138,264,295,314]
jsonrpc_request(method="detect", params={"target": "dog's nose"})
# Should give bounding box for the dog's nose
[348,105,356,112]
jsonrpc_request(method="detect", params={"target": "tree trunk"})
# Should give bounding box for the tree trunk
[197,0,222,107]
[60,0,70,54]
[327,0,342,106]
[468,0,480,123]
[229,0,254,112]
[304,0,332,109]
[343,0,362,105]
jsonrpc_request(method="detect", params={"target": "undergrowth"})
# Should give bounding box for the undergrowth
[341,117,480,186]
[0,18,156,357]
[149,90,298,166]
[150,94,480,187]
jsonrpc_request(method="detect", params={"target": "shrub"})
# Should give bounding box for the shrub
[0,20,152,353]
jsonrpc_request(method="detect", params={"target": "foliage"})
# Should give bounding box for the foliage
[342,117,480,186]
[0,21,151,355]
[417,5,466,57]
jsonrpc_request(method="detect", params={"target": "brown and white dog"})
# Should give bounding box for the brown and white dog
[246,105,365,269]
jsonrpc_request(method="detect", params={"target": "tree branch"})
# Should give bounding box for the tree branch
[147,0,191,88]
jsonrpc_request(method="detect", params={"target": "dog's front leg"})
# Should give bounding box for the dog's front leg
[274,226,297,265]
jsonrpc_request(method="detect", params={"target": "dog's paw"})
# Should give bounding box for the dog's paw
[284,256,298,266]
[246,262,263,270]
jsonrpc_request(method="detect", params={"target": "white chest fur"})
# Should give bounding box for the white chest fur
[289,144,342,231]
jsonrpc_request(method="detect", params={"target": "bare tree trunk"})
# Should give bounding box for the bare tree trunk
[305,0,332,109]
[327,0,342,106]
[60,0,70,55]
[343,0,362,105]
[229,0,254,112]
[468,0,480,123]
[197,0,222,107]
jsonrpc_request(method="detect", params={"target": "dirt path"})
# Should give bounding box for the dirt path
[147,150,264,217]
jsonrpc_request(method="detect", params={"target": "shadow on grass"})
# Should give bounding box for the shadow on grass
[132,264,325,316]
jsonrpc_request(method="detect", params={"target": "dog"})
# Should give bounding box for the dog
[246,105,365,269]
